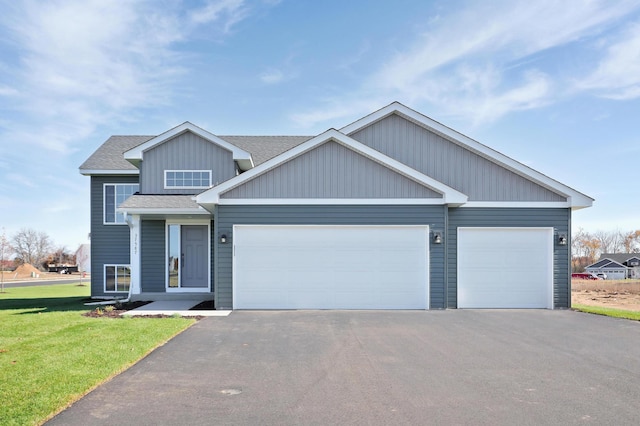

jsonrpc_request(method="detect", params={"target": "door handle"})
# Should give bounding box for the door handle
[181,253,185,268]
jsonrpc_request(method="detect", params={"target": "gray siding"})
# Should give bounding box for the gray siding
[140,131,235,195]
[215,205,446,310]
[447,208,571,308]
[350,114,566,202]
[222,141,441,199]
[141,220,165,293]
[90,175,138,297]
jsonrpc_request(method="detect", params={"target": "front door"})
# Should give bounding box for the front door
[168,224,209,290]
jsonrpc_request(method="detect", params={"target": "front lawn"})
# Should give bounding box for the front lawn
[572,303,640,321]
[0,285,195,425]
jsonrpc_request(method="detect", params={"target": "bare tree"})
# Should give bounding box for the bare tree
[592,229,624,254]
[11,228,52,270]
[622,230,640,253]
[571,228,601,272]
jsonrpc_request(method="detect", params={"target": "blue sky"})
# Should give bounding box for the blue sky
[1,0,639,250]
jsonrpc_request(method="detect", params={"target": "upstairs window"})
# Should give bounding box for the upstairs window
[104,183,139,224]
[164,170,212,189]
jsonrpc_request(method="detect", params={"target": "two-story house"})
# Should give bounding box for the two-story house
[80,102,593,310]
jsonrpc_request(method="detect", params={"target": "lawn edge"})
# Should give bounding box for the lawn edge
[571,304,640,321]
[39,319,198,425]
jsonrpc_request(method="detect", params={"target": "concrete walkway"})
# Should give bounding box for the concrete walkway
[124,300,231,317]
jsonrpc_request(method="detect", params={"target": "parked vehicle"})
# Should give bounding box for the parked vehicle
[595,273,607,280]
[571,273,600,280]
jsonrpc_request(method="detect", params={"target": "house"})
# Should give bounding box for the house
[585,253,640,280]
[79,102,593,310]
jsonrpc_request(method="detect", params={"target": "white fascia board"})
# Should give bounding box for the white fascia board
[117,207,210,215]
[197,128,467,206]
[123,121,253,169]
[341,102,593,209]
[79,169,139,176]
[460,201,573,209]
[215,198,447,205]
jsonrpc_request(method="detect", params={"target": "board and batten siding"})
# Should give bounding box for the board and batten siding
[215,205,446,310]
[140,131,236,195]
[90,175,138,297]
[222,141,441,199]
[447,208,571,308]
[141,220,165,293]
[350,114,567,202]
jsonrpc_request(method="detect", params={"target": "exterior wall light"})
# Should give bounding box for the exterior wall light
[220,234,227,244]
[433,231,443,244]
[558,233,567,246]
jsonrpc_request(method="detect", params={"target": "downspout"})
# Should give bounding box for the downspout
[84,213,138,306]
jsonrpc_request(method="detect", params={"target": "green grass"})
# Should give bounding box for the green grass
[572,304,640,321]
[0,285,195,426]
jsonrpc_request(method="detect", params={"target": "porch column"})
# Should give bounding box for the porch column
[127,214,142,295]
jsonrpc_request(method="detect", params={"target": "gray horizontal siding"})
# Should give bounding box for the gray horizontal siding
[90,175,138,297]
[222,141,441,199]
[447,208,570,308]
[350,113,566,202]
[215,205,446,310]
[141,220,165,293]
[140,131,235,195]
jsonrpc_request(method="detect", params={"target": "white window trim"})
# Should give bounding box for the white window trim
[104,264,131,293]
[164,170,212,190]
[103,183,139,225]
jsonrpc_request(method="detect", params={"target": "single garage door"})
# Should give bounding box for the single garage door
[233,225,429,309]
[457,227,553,309]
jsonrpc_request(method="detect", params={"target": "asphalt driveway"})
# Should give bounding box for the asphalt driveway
[48,310,640,425]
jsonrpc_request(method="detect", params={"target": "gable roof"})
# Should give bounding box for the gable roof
[596,253,640,265]
[196,128,468,208]
[341,102,593,210]
[79,135,153,175]
[586,258,627,269]
[123,122,254,171]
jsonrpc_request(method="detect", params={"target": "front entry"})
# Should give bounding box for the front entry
[167,224,209,290]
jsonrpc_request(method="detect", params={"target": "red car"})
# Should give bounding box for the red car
[571,273,600,280]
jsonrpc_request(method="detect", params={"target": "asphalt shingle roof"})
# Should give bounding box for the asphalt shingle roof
[80,134,313,172]
[80,136,153,171]
[118,195,200,210]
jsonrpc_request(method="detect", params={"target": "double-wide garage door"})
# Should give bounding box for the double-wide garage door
[233,225,429,309]
[457,227,553,309]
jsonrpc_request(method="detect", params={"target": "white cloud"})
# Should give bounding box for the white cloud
[190,0,249,33]
[575,22,640,100]
[293,0,640,129]
[260,68,285,84]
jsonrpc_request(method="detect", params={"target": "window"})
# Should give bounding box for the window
[164,170,211,189]
[104,183,139,224]
[104,265,131,292]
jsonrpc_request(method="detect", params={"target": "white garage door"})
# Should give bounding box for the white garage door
[233,225,429,309]
[457,227,553,309]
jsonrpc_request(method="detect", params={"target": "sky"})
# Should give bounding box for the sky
[0,0,639,251]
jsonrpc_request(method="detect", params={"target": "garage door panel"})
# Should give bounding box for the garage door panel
[233,225,429,309]
[458,228,553,309]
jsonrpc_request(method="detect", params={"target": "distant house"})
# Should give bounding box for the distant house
[79,102,593,309]
[585,253,640,279]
